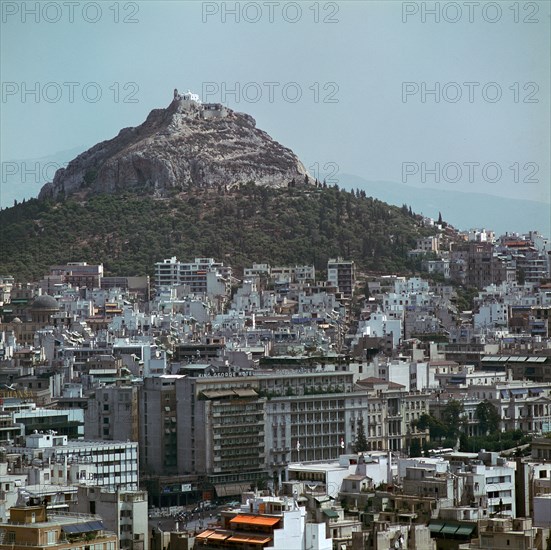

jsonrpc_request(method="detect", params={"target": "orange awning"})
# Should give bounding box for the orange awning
[230,515,280,527]
[207,532,230,541]
[227,535,251,543]
[247,535,273,544]
[195,530,215,540]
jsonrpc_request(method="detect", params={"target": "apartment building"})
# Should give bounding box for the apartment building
[168,368,362,494]
[195,495,332,550]
[136,363,369,499]
[0,505,117,550]
[6,433,139,491]
[139,375,183,476]
[433,380,551,435]
[450,242,516,288]
[84,385,139,442]
[49,262,104,289]
[461,517,549,550]
[327,258,355,297]
[72,486,148,550]
[355,378,430,453]
[154,257,231,294]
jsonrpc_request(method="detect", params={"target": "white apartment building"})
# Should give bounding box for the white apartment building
[6,433,139,490]
[73,485,148,550]
[473,303,509,329]
[154,257,231,295]
[356,311,402,347]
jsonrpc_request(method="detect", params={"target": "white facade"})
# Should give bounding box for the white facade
[7,433,139,490]
[358,311,402,347]
[257,500,332,550]
[473,303,509,329]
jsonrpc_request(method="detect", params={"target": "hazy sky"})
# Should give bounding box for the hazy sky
[1,0,550,205]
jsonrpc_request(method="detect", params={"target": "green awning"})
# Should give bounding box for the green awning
[429,521,445,533]
[455,525,475,536]
[323,509,339,518]
[441,525,459,535]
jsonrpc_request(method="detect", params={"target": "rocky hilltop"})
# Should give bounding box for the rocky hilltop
[39,90,312,200]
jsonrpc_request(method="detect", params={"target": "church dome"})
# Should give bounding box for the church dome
[31,295,59,310]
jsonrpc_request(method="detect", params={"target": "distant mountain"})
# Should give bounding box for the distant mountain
[338,174,550,236]
[38,93,312,201]
[0,147,83,208]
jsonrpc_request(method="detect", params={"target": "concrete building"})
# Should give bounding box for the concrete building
[450,242,516,288]
[327,258,355,297]
[6,433,138,491]
[154,257,231,296]
[0,505,117,550]
[139,376,184,477]
[194,496,332,550]
[85,385,139,442]
[355,378,430,453]
[534,494,551,528]
[137,367,366,497]
[461,517,550,550]
[72,486,148,550]
[49,262,104,289]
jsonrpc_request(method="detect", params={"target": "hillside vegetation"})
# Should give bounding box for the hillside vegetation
[0,184,435,281]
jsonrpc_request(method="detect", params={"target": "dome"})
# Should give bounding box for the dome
[12,317,22,323]
[31,295,59,310]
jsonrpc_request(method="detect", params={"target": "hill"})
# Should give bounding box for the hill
[338,174,551,236]
[39,91,311,202]
[0,185,435,282]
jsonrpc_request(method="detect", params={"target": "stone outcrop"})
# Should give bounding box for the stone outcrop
[39,94,312,200]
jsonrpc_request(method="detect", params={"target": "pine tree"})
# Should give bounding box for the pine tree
[438,211,443,225]
[353,416,368,452]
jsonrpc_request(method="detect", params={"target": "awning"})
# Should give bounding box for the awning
[227,535,251,543]
[230,514,280,527]
[428,521,445,533]
[234,388,258,397]
[62,521,104,534]
[207,532,230,541]
[195,530,215,540]
[214,483,251,497]
[247,535,272,544]
[456,525,475,536]
[322,509,339,518]
[441,524,459,535]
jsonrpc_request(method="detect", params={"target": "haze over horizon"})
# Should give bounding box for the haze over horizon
[1,1,550,217]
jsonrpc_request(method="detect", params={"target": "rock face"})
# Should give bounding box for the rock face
[39,93,312,200]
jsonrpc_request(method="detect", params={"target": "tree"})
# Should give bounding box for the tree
[353,416,368,452]
[475,401,500,436]
[442,400,465,440]
[414,413,447,440]
[437,211,443,225]
[409,439,422,457]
